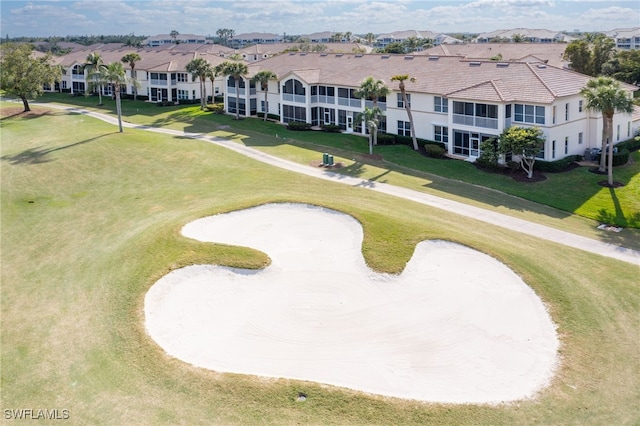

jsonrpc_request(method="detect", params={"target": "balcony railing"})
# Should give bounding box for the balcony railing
[452,114,498,129]
[338,98,361,107]
[283,93,306,103]
[71,74,84,81]
[150,79,168,86]
[311,95,336,105]
[364,100,387,111]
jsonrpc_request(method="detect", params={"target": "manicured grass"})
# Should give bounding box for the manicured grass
[32,93,640,233]
[2,102,640,424]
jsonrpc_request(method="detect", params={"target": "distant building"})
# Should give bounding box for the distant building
[474,28,575,43]
[605,27,640,50]
[229,33,282,48]
[375,30,461,49]
[143,34,208,47]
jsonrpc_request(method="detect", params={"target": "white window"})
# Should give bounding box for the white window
[552,105,556,124]
[398,120,411,136]
[397,93,411,108]
[514,104,545,124]
[552,140,556,159]
[565,103,569,121]
[578,132,583,144]
[617,124,620,141]
[578,100,583,113]
[434,96,448,113]
[434,125,448,145]
[177,90,189,100]
[565,137,569,155]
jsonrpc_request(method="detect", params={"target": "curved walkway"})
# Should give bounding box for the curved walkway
[37,104,640,265]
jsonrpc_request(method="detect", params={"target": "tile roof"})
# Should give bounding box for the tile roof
[419,43,569,68]
[246,52,635,105]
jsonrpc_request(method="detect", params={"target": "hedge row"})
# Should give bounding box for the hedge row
[287,122,312,131]
[597,149,630,167]
[535,155,581,172]
[616,136,640,152]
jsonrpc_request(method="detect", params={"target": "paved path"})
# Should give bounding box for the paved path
[38,104,640,265]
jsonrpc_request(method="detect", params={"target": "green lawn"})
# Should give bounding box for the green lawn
[1,99,639,425]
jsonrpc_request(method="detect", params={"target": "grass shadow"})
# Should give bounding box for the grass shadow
[1,133,115,165]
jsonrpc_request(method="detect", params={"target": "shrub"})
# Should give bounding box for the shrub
[287,122,312,131]
[477,137,499,169]
[320,124,341,133]
[536,155,580,172]
[424,144,446,159]
[616,136,640,152]
[597,148,630,167]
[376,133,396,145]
[206,104,225,114]
[256,112,280,121]
[506,160,520,173]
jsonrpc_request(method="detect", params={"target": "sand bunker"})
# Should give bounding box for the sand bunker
[144,203,558,404]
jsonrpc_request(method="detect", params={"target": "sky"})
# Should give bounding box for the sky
[1,0,638,38]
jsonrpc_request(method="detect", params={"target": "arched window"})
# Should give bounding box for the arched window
[283,78,305,95]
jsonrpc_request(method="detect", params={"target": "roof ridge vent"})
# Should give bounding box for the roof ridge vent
[335,53,343,57]
[469,61,481,66]
[355,54,363,57]
[496,62,509,67]
[289,52,296,55]
[428,55,439,60]
[404,55,414,60]
[381,55,390,59]
[320,53,328,56]
[537,64,547,69]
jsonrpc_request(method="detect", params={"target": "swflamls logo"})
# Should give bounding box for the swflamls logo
[4,408,70,420]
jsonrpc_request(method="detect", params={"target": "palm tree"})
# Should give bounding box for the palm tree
[391,74,419,150]
[83,52,106,105]
[251,70,277,121]
[365,32,376,46]
[580,76,634,186]
[100,62,129,132]
[355,77,390,146]
[206,65,222,106]
[355,107,382,155]
[185,58,211,110]
[121,52,141,101]
[220,60,249,120]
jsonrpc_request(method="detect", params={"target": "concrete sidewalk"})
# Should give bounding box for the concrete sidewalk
[39,104,640,265]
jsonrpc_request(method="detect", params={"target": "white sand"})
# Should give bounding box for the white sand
[144,203,558,404]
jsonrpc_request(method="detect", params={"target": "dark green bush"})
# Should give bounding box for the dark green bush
[536,155,580,172]
[616,136,640,152]
[376,133,396,145]
[256,112,280,121]
[424,144,446,158]
[320,124,341,133]
[287,121,312,131]
[597,148,630,167]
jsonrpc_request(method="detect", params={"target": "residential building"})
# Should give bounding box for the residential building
[143,33,208,47]
[605,27,640,50]
[49,47,638,163]
[475,28,575,43]
[375,30,461,49]
[222,53,637,162]
[229,33,282,48]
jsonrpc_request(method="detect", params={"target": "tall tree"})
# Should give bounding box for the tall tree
[563,33,615,76]
[355,76,390,146]
[364,32,376,46]
[251,70,278,121]
[498,126,546,179]
[185,58,211,110]
[602,49,640,86]
[390,74,419,150]
[206,64,222,105]
[100,62,130,133]
[580,76,635,186]
[170,30,179,43]
[220,61,249,120]
[0,43,61,112]
[355,107,382,155]
[121,52,141,101]
[83,52,107,105]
